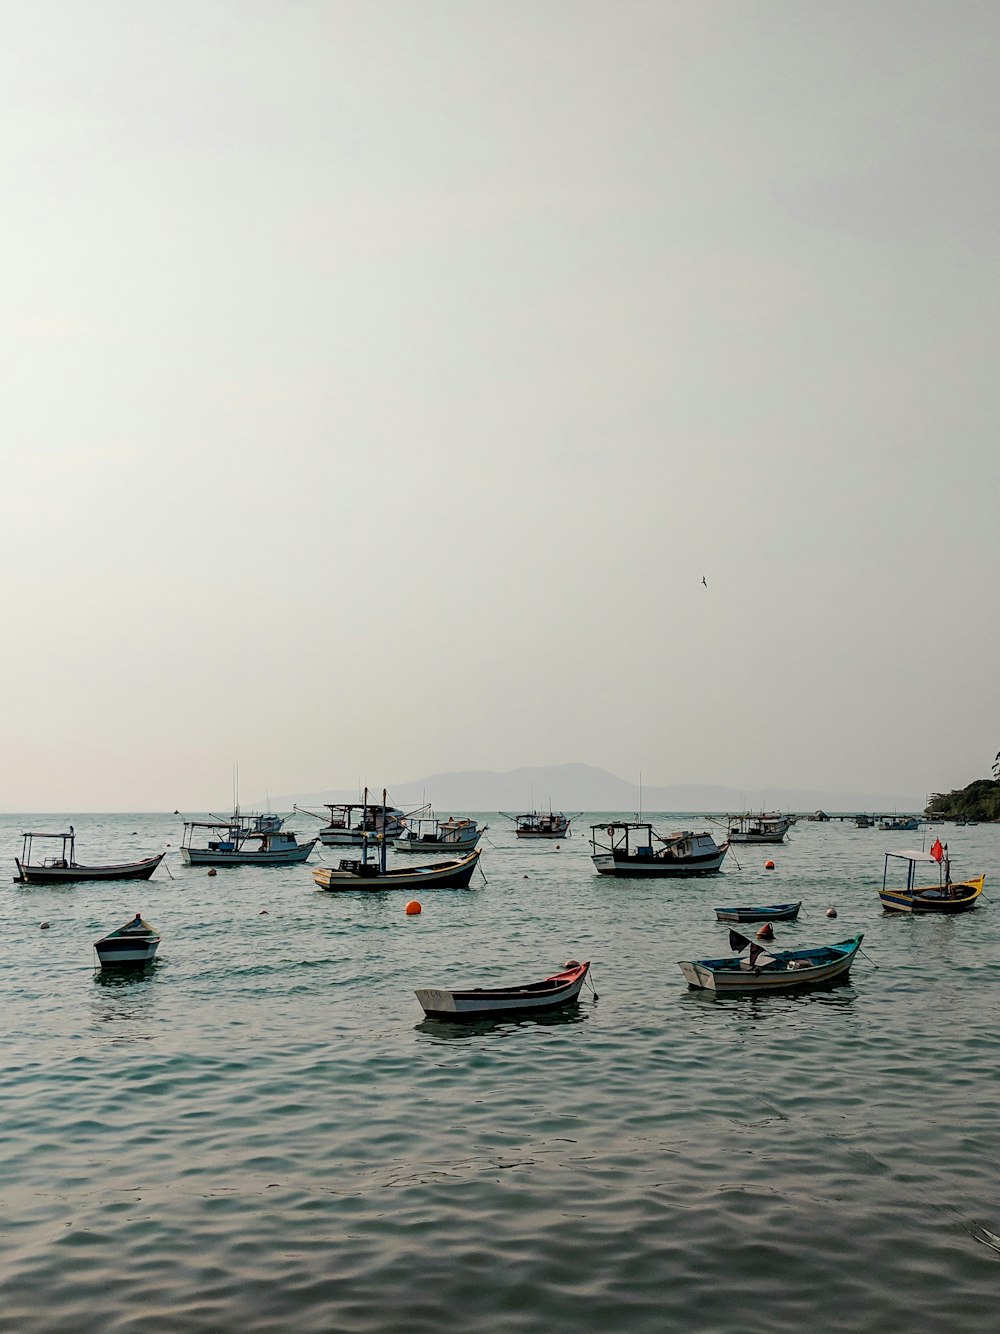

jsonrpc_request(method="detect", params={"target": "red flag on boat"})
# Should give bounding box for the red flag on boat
[931,838,944,863]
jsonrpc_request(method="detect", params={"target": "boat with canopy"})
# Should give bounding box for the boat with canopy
[878,841,984,913]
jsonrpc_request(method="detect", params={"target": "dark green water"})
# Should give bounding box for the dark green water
[1,813,997,1333]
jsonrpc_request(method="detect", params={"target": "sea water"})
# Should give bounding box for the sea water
[0,812,997,1333]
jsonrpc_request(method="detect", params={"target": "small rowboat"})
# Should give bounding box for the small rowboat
[678,934,863,994]
[313,847,481,892]
[416,960,590,1020]
[713,901,802,923]
[94,915,161,970]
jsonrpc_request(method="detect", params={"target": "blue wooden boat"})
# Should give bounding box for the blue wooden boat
[713,901,801,923]
[678,934,863,993]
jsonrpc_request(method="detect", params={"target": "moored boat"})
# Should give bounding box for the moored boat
[180,811,317,867]
[297,789,408,846]
[313,845,482,892]
[415,960,590,1019]
[726,812,791,844]
[591,822,728,876]
[877,815,920,832]
[94,914,161,970]
[14,828,164,885]
[678,933,863,993]
[713,901,802,923]
[878,843,984,914]
[393,814,486,854]
[502,810,575,838]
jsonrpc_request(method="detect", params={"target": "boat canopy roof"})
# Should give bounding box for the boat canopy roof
[19,830,73,839]
[886,849,939,863]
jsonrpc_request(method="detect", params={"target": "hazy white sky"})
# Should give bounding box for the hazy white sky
[3,1,998,810]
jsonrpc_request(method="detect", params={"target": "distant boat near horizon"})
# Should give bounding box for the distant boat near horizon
[501,810,577,838]
[726,812,791,844]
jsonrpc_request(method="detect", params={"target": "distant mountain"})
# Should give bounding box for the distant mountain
[265,763,923,814]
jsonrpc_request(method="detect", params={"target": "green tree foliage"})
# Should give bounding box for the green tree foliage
[925,776,1000,822]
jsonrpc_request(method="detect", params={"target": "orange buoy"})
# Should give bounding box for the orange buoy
[405,900,422,915]
[207,868,217,877]
[756,922,774,940]
[826,906,838,918]
[765,859,775,870]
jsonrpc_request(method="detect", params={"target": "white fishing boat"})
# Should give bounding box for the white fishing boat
[726,812,791,844]
[591,823,728,876]
[94,914,161,970]
[180,811,317,867]
[393,814,486,854]
[501,810,576,839]
[297,789,408,846]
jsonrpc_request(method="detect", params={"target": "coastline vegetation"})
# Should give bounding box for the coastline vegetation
[924,753,1000,821]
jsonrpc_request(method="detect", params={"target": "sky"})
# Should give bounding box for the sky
[2,1,999,811]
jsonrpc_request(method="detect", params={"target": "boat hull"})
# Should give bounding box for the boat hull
[94,937,161,969]
[180,840,317,867]
[393,834,482,854]
[728,831,787,844]
[14,853,165,885]
[313,848,481,892]
[714,902,802,922]
[879,876,984,914]
[416,962,589,1019]
[678,935,863,993]
[593,850,726,876]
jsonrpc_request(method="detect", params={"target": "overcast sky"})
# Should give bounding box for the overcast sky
[2,1,998,811]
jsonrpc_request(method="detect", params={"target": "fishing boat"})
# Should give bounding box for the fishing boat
[678,933,863,993]
[878,842,984,914]
[313,844,481,892]
[180,811,317,867]
[502,810,575,839]
[713,901,802,923]
[94,914,161,970]
[591,822,728,876]
[878,815,920,832]
[14,828,164,885]
[296,789,408,846]
[393,814,486,854]
[726,812,791,844]
[415,960,590,1020]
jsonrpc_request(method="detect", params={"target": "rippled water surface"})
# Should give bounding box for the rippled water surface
[1,812,998,1332]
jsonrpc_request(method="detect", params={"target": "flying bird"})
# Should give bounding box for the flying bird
[701,576,708,588]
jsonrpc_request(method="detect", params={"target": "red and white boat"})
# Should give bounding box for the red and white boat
[415,960,590,1020]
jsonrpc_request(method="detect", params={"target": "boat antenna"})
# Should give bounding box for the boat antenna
[233,761,239,818]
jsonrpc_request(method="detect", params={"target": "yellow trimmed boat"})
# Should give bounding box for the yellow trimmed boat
[878,847,985,914]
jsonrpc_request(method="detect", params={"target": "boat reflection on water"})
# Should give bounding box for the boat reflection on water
[414,1001,593,1041]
